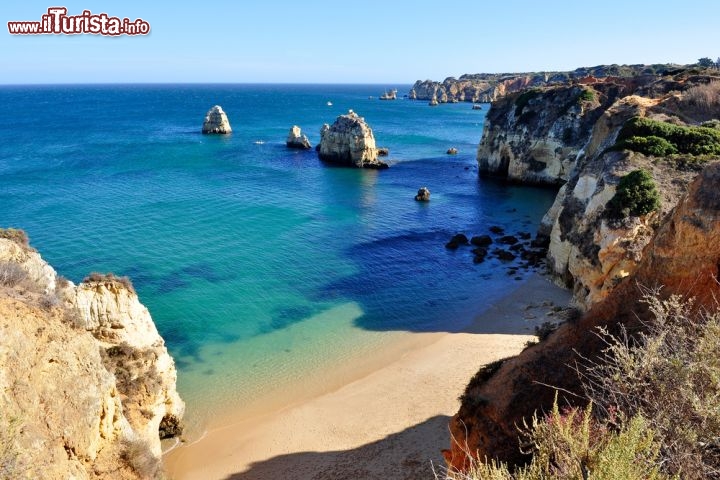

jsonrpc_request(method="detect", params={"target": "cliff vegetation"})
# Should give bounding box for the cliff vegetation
[445,63,720,480]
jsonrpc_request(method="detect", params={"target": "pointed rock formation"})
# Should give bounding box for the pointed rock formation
[286,125,312,150]
[318,110,388,169]
[201,105,232,134]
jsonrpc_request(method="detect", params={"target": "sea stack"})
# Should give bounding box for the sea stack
[318,110,388,169]
[286,125,312,150]
[201,105,232,134]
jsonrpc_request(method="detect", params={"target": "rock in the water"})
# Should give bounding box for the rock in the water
[377,147,389,156]
[470,235,493,247]
[201,105,232,134]
[489,226,505,234]
[494,249,517,261]
[286,125,312,150]
[429,98,439,107]
[318,110,388,169]
[447,147,458,155]
[415,187,431,202]
[498,235,519,245]
[446,233,469,249]
[379,89,397,100]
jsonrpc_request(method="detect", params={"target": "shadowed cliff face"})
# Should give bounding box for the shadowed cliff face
[444,161,720,472]
[477,83,629,186]
[0,236,184,479]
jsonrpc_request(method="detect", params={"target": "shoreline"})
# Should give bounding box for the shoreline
[163,273,571,480]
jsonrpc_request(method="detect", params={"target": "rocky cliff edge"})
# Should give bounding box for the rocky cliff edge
[0,231,184,479]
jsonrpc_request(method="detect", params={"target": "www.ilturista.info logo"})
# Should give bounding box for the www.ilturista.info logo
[8,7,150,36]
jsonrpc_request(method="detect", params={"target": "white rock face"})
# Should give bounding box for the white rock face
[202,105,232,134]
[0,238,57,294]
[318,111,387,169]
[73,278,185,457]
[0,235,185,477]
[286,125,312,149]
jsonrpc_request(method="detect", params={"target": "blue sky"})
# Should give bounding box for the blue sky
[2,1,719,84]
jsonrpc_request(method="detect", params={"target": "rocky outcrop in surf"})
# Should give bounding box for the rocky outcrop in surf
[0,230,184,479]
[286,125,312,150]
[318,110,388,169]
[201,105,232,134]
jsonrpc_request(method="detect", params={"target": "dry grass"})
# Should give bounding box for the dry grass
[82,272,136,294]
[684,81,720,114]
[0,228,31,249]
[120,437,161,479]
[580,290,720,479]
[439,399,667,480]
[0,413,23,480]
[0,262,27,288]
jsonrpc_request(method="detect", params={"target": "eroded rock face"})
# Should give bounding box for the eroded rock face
[0,236,184,479]
[201,105,232,134]
[286,125,312,150]
[318,110,387,169]
[541,94,699,309]
[73,277,185,457]
[477,83,627,186]
[444,160,720,474]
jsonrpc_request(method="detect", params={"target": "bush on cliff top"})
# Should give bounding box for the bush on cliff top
[446,402,667,480]
[449,293,720,480]
[616,116,720,156]
[581,293,720,479]
[606,169,660,219]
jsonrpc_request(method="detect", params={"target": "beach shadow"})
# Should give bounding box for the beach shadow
[221,415,451,480]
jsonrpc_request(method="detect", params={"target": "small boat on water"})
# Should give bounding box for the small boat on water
[253,140,265,145]
[326,101,333,106]
[472,104,483,110]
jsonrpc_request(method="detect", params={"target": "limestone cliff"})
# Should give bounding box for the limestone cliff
[0,233,183,479]
[539,73,720,308]
[445,160,720,472]
[477,83,629,185]
[318,110,388,169]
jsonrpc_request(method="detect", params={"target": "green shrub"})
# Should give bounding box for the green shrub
[617,116,720,156]
[578,88,595,102]
[616,135,678,157]
[606,169,660,219]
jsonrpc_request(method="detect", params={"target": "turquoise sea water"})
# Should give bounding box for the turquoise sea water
[0,84,556,432]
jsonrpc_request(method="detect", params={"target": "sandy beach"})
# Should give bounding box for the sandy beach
[164,274,571,480]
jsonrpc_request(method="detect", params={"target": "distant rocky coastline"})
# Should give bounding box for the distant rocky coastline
[408,64,678,104]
